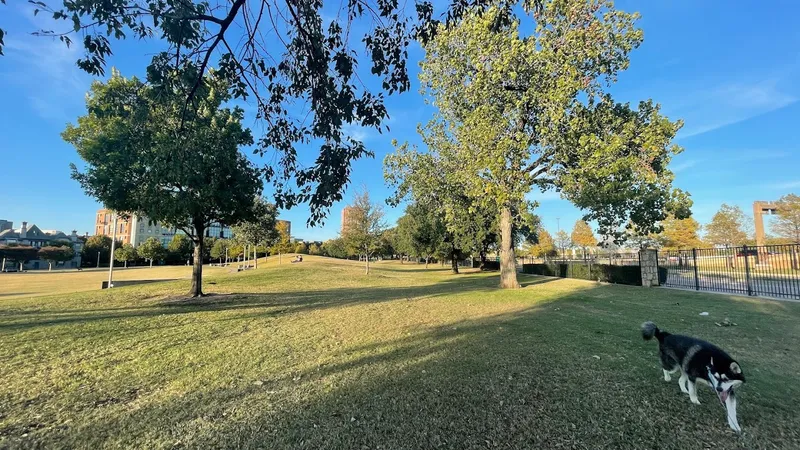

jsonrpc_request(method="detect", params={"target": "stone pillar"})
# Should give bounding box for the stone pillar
[639,249,659,287]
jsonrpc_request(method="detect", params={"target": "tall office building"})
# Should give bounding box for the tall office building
[94,209,233,246]
[340,206,357,234]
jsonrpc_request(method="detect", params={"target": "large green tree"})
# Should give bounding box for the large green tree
[571,220,596,260]
[555,230,572,258]
[704,204,749,247]
[321,238,349,259]
[661,215,703,249]
[1,0,500,225]
[65,69,262,297]
[210,239,231,265]
[114,243,138,268]
[231,198,279,269]
[37,246,75,271]
[341,190,387,274]
[526,227,557,259]
[414,3,690,288]
[81,235,115,267]
[773,194,800,243]
[386,140,500,272]
[168,234,195,263]
[138,237,166,268]
[395,203,447,269]
[0,245,39,271]
[270,221,294,261]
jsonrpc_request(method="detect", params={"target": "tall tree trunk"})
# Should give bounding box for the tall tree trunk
[49,262,52,271]
[190,230,205,297]
[499,206,520,289]
[150,259,153,268]
[450,246,459,274]
[365,253,370,274]
[479,250,487,270]
[1,257,5,272]
[124,261,127,269]
[425,256,429,269]
[254,245,258,269]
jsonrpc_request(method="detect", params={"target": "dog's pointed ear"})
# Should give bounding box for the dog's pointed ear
[730,362,742,374]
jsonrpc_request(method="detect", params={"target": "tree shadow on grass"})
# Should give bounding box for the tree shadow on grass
[0,273,559,333]
[11,280,797,449]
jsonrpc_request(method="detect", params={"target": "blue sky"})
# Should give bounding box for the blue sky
[1,0,799,241]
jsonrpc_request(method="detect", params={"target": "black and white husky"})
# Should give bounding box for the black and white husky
[641,321,745,432]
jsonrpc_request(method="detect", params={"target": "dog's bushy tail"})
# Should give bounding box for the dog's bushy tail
[641,321,665,342]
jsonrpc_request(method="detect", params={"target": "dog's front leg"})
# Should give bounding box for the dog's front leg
[678,372,689,394]
[687,379,700,404]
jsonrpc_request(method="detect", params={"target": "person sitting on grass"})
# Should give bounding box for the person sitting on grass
[291,255,303,263]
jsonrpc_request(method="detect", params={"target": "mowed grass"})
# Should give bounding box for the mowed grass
[0,264,233,300]
[1,256,799,449]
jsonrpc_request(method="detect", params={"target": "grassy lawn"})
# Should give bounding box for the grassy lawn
[1,256,799,449]
[0,264,234,300]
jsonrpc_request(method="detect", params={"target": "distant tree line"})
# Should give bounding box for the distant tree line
[624,194,800,249]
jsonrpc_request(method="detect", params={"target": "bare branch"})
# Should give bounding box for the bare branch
[183,0,246,122]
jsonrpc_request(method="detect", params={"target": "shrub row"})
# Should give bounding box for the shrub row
[521,262,662,286]
[472,259,501,271]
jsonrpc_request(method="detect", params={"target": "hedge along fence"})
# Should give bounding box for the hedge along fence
[472,259,501,271]
[521,263,668,287]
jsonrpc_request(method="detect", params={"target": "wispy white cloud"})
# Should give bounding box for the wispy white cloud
[0,4,92,123]
[676,77,798,139]
[671,159,699,173]
[671,149,790,174]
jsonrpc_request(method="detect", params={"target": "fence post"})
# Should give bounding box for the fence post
[638,248,658,287]
[743,245,753,296]
[692,248,700,291]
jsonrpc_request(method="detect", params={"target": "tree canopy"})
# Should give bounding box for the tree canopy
[37,246,75,271]
[571,220,596,254]
[1,0,505,225]
[270,221,294,257]
[0,245,39,271]
[704,204,749,247]
[394,202,446,269]
[232,197,279,267]
[341,190,387,274]
[114,243,138,268]
[64,69,263,297]
[526,227,557,259]
[661,216,703,249]
[81,235,115,266]
[773,194,800,243]
[555,230,572,256]
[168,234,194,262]
[210,239,231,263]
[321,238,349,259]
[388,2,690,288]
[138,237,166,268]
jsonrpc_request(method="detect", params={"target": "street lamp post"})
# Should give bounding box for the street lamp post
[107,213,118,288]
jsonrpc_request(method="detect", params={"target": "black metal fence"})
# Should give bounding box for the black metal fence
[659,244,800,300]
[519,252,641,266]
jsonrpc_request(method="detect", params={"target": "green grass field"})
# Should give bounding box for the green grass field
[1,256,799,449]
